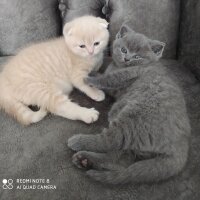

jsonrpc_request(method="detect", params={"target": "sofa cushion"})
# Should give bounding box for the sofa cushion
[60,0,180,59]
[0,57,200,200]
[0,0,62,56]
[179,0,200,80]
[59,0,106,24]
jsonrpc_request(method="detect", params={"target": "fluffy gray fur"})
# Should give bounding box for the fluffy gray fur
[68,25,191,185]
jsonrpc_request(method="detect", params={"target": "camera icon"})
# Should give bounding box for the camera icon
[2,179,13,189]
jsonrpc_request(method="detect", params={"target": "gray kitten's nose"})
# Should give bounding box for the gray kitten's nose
[124,58,130,62]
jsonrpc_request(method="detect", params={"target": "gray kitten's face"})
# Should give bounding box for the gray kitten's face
[112,25,165,67]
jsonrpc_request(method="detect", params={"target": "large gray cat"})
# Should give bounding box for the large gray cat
[67,25,191,185]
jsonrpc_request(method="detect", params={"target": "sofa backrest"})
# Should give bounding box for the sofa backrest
[62,0,181,58]
[179,0,200,79]
[61,0,106,22]
[0,0,62,56]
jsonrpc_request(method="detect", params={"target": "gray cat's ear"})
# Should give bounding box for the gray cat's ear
[116,24,133,39]
[149,40,165,59]
[63,22,73,37]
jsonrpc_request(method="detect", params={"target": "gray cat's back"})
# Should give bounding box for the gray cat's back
[114,63,190,151]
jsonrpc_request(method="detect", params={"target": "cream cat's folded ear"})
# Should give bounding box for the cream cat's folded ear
[63,22,73,37]
[97,17,109,29]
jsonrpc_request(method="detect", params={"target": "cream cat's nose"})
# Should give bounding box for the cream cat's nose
[87,47,94,55]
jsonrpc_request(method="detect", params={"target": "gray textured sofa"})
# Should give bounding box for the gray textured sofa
[0,0,200,199]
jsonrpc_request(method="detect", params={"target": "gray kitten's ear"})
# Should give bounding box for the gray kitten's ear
[149,40,165,59]
[116,24,133,39]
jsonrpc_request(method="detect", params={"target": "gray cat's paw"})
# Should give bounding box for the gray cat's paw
[72,151,93,169]
[84,77,97,87]
[68,134,84,151]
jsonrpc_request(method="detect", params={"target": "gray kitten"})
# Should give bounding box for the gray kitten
[67,25,191,185]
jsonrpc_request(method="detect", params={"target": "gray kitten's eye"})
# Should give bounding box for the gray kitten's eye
[133,55,142,60]
[79,45,86,48]
[94,42,100,46]
[121,47,127,54]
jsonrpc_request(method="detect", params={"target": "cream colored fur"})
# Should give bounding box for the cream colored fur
[0,16,109,125]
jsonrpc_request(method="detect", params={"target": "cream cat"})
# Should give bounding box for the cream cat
[0,16,109,125]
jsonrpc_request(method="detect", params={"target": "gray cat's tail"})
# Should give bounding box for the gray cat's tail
[86,143,188,185]
[85,67,140,90]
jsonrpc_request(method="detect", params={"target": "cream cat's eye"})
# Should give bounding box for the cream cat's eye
[79,45,86,48]
[94,42,100,46]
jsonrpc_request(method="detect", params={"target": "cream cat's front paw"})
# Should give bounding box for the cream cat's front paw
[90,89,105,102]
[81,108,99,124]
